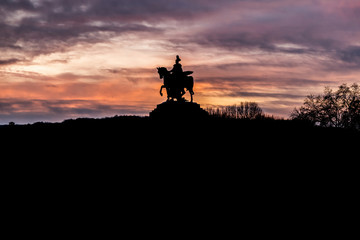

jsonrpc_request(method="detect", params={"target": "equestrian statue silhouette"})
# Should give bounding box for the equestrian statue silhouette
[158,55,195,102]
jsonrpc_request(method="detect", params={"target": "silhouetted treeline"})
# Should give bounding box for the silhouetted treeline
[206,102,274,120]
[291,83,360,130]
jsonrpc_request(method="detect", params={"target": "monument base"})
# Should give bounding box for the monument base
[149,101,209,120]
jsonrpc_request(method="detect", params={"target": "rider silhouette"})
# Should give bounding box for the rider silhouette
[170,55,183,75]
[170,55,185,97]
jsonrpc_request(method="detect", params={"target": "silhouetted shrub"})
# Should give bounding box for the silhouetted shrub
[291,83,360,129]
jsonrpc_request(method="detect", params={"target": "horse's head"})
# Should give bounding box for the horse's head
[157,67,168,79]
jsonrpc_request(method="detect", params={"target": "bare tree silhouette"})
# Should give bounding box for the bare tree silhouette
[291,83,360,129]
[207,102,264,120]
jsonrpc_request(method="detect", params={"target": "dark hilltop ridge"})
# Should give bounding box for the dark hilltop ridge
[1,101,359,188]
[1,101,358,151]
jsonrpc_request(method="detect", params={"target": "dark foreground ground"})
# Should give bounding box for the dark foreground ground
[2,115,358,190]
[1,115,358,230]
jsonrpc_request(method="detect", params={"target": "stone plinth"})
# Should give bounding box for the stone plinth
[149,101,209,120]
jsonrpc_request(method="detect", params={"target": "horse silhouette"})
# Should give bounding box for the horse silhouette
[157,67,194,102]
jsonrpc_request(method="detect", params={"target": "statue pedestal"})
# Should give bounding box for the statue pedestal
[149,101,208,120]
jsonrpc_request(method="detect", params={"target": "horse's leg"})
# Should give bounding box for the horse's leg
[181,88,185,96]
[187,76,194,102]
[166,87,172,101]
[160,85,164,96]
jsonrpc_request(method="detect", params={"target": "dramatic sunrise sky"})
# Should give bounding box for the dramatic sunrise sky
[1,0,360,123]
